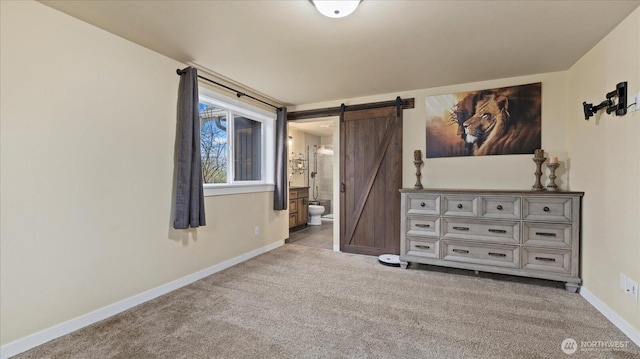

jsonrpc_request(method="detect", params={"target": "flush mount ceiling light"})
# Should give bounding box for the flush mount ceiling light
[312,0,361,18]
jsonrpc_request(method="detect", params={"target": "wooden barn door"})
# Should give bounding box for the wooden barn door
[340,102,403,255]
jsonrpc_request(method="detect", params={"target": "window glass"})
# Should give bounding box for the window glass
[199,103,228,184]
[234,116,262,181]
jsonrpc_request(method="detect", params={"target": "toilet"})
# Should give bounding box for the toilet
[308,205,325,225]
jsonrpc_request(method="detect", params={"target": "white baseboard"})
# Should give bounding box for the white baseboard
[0,240,284,359]
[580,286,640,347]
[333,244,340,252]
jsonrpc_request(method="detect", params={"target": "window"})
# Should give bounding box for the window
[198,90,274,196]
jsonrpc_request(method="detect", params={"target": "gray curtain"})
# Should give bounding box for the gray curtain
[274,107,288,210]
[174,67,206,229]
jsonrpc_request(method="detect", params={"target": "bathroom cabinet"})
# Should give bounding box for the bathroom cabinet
[289,187,309,229]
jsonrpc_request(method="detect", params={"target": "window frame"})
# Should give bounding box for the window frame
[198,86,275,196]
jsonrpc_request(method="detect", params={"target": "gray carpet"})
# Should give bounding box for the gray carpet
[15,244,639,358]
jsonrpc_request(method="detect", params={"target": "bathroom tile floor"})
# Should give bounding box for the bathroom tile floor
[287,221,333,250]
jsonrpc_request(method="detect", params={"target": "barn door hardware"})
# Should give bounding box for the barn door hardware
[583,81,627,120]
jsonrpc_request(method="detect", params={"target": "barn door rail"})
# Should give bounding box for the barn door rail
[287,98,415,121]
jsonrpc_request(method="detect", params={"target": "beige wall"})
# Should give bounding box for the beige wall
[287,127,307,187]
[567,8,640,331]
[0,1,287,345]
[292,71,570,191]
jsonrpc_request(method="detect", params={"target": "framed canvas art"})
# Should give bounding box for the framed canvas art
[425,83,541,158]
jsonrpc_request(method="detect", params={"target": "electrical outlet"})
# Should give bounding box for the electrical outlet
[625,277,638,301]
[632,92,640,112]
[619,273,627,291]
[254,226,260,236]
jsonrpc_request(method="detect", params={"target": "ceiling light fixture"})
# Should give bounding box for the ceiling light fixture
[312,0,361,19]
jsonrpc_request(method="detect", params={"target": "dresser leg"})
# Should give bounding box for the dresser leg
[400,261,408,269]
[565,283,580,293]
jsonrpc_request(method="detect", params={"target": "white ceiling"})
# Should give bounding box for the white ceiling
[41,0,640,107]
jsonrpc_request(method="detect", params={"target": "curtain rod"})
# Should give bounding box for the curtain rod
[176,68,280,110]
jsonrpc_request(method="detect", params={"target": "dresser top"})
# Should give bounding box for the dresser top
[400,188,584,196]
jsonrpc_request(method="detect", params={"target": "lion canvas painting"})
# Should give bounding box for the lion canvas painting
[425,83,541,158]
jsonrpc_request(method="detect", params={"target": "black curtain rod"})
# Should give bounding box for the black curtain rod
[176,69,280,110]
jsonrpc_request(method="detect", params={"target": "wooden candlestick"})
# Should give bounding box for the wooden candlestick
[414,161,423,189]
[532,157,547,191]
[546,163,559,191]
[414,150,423,189]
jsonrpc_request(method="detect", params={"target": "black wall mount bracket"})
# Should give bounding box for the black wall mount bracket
[583,81,627,120]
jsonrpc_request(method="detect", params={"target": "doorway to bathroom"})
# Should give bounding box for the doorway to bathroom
[286,118,337,250]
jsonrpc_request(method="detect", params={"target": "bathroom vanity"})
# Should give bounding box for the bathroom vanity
[289,187,309,229]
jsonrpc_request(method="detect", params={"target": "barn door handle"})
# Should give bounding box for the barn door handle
[340,183,345,193]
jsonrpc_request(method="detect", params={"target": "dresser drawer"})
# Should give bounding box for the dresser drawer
[479,196,521,220]
[443,195,477,217]
[442,240,519,268]
[406,216,440,237]
[404,236,439,259]
[442,219,519,244]
[522,247,571,274]
[523,197,572,222]
[405,194,440,215]
[290,190,298,199]
[523,223,571,248]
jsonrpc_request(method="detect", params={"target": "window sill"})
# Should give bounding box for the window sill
[203,184,275,197]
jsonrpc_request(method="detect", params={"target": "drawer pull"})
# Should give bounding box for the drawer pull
[488,252,507,257]
[420,202,426,207]
[488,229,507,234]
[535,232,557,237]
[452,226,469,231]
[415,224,431,228]
[496,205,503,210]
[543,206,550,212]
[457,204,463,209]
[415,245,430,250]
[452,249,469,254]
[535,256,556,262]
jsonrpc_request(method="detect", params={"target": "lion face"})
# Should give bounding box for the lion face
[462,95,508,148]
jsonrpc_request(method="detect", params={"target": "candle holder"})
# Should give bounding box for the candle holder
[413,150,423,189]
[546,163,560,191]
[532,156,547,191]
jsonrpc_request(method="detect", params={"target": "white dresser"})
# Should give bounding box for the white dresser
[399,189,584,292]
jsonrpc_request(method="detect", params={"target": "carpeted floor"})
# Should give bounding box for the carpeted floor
[15,244,639,358]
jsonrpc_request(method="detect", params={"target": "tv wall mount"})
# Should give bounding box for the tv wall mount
[583,81,627,120]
